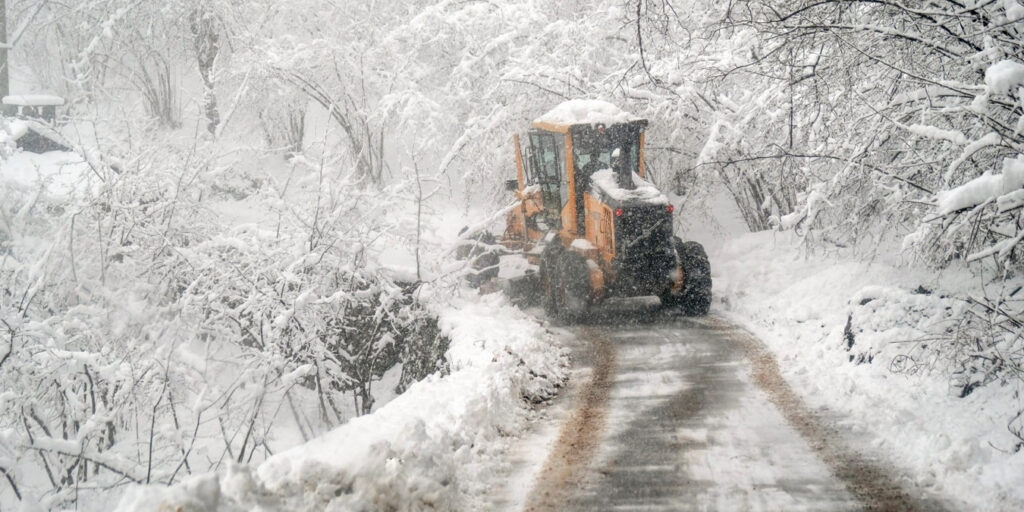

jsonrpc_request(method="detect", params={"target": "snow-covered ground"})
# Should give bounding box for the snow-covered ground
[714,231,1024,509]
[7,143,1018,511]
[114,293,567,511]
[1,145,566,510]
[0,150,92,198]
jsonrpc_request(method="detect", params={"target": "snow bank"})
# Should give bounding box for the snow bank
[0,150,93,198]
[591,168,667,204]
[715,231,1024,510]
[934,156,1024,216]
[114,293,567,511]
[534,99,640,126]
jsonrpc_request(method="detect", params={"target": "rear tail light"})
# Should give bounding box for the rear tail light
[666,204,675,214]
[614,208,624,217]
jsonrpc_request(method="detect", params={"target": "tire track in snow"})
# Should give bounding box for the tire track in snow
[518,311,948,511]
[721,319,948,511]
[522,327,616,512]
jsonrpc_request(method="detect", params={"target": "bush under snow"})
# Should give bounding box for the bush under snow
[112,293,566,511]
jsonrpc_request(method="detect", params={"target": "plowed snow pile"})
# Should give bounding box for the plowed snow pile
[114,293,567,511]
[715,231,1024,510]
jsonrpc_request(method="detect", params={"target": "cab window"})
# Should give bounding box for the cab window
[572,124,642,186]
[528,131,566,229]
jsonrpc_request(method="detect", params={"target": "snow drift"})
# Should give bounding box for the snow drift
[715,231,1024,510]
[114,294,567,511]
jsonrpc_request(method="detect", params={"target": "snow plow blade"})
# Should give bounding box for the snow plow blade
[502,272,542,307]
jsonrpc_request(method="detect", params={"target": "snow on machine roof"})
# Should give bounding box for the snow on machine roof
[533,99,643,132]
[591,168,668,205]
[3,94,66,107]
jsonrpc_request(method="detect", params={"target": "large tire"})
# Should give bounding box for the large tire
[554,251,591,323]
[662,238,712,316]
[539,243,563,317]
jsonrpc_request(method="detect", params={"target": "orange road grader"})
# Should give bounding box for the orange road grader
[466,100,711,321]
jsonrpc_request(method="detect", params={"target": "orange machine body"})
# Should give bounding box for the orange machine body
[502,112,680,301]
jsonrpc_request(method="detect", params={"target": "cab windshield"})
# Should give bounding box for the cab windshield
[571,123,642,191]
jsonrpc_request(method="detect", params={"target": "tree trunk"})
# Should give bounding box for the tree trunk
[190,8,219,135]
[1,0,9,114]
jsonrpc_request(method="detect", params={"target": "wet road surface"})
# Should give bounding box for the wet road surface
[522,302,948,512]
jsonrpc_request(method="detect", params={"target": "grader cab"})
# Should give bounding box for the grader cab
[500,100,711,320]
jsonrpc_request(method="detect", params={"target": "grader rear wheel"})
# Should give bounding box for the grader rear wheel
[661,238,712,316]
[540,244,591,323]
[540,243,563,317]
[555,251,591,323]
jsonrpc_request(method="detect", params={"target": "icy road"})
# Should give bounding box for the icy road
[506,302,949,512]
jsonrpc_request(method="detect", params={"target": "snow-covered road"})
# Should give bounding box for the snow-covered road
[517,303,950,511]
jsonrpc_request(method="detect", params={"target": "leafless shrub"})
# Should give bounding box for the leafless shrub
[258,90,306,158]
